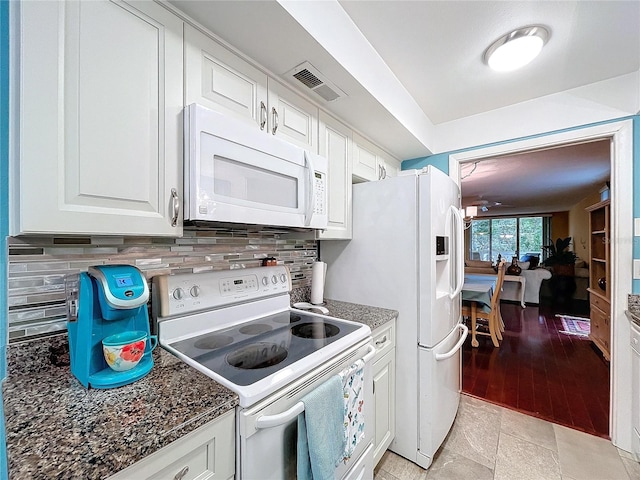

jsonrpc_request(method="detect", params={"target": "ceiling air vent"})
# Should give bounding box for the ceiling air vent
[285,62,346,103]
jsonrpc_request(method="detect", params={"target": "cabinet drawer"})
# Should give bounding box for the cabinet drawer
[590,306,604,335]
[372,320,396,362]
[590,304,611,355]
[590,293,610,313]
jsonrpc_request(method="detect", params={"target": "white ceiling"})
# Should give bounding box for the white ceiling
[339,0,640,124]
[168,0,634,214]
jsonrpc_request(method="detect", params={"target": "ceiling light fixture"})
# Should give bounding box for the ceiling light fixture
[484,25,550,72]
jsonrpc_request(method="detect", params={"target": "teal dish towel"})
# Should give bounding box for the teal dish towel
[297,375,345,480]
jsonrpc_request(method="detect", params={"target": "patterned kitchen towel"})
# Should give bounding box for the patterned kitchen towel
[297,375,345,480]
[339,359,366,462]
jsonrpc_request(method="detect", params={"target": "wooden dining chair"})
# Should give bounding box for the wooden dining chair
[463,260,506,347]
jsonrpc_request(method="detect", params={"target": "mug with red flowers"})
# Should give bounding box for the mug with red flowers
[102,331,157,372]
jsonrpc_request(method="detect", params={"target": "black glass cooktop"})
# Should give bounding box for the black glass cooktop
[169,310,360,386]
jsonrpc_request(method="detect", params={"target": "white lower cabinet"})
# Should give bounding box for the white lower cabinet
[15,0,184,236]
[372,321,396,467]
[108,410,235,480]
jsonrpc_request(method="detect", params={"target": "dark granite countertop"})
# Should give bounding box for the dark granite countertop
[321,299,398,331]
[3,334,238,480]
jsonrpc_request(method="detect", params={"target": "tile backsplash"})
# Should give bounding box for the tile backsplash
[8,226,317,342]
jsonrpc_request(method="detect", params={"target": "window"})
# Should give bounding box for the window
[469,216,548,262]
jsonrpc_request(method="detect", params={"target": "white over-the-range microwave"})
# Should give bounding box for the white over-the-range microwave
[184,103,328,230]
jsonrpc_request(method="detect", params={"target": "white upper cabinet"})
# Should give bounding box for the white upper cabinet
[317,112,352,240]
[15,0,183,236]
[352,133,401,182]
[267,79,318,152]
[379,152,401,179]
[185,24,318,152]
[353,133,379,182]
[184,24,268,129]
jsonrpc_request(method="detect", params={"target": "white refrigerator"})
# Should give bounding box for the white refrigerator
[321,166,467,469]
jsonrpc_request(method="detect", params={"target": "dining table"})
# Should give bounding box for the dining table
[462,275,499,347]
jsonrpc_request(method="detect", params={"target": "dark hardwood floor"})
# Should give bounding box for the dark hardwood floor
[462,299,610,438]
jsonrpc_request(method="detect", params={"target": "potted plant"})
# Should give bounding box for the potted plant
[542,237,577,276]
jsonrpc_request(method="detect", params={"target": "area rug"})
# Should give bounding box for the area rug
[556,314,590,337]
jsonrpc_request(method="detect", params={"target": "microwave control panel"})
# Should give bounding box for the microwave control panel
[314,171,326,215]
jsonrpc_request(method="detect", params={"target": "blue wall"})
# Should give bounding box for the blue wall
[404,116,640,294]
[1,0,9,477]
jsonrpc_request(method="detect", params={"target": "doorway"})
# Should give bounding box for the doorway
[449,120,634,451]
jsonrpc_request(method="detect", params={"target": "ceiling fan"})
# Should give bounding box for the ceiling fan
[468,199,505,211]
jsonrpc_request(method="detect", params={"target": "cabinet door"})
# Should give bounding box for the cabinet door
[317,112,352,240]
[17,0,183,236]
[108,410,235,480]
[373,349,396,467]
[380,154,401,178]
[267,79,319,152]
[352,133,379,182]
[184,24,268,129]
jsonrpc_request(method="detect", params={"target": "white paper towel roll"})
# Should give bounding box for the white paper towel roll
[310,261,327,305]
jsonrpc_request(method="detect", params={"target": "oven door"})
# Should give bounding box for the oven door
[238,341,374,480]
[184,103,327,229]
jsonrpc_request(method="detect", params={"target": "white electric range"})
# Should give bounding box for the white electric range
[152,266,375,480]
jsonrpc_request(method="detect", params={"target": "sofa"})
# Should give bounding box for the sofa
[465,259,552,305]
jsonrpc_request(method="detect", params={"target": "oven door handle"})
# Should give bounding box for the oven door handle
[255,344,376,430]
[256,401,305,429]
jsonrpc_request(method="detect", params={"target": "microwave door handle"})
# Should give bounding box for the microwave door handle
[304,151,315,226]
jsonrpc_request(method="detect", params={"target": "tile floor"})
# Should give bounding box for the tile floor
[374,395,640,480]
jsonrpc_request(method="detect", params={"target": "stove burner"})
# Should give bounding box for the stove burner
[193,334,234,350]
[227,342,288,370]
[291,322,340,339]
[274,313,302,324]
[239,323,273,335]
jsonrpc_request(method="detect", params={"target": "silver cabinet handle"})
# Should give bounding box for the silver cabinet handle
[378,164,382,180]
[375,335,387,347]
[174,466,189,480]
[170,188,180,227]
[271,107,278,135]
[260,101,267,130]
[383,166,387,179]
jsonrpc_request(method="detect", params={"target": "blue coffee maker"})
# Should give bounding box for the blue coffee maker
[66,265,155,389]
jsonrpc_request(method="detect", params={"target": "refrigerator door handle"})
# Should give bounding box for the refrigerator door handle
[434,324,468,361]
[449,205,464,299]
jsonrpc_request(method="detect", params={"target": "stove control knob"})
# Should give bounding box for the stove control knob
[262,276,269,286]
[172,288,185,300]
[271,275,278,284]
[280,273,287,283]
[190,286,200,297]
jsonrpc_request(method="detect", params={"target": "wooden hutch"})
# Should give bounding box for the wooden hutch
[586,199,610,360]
